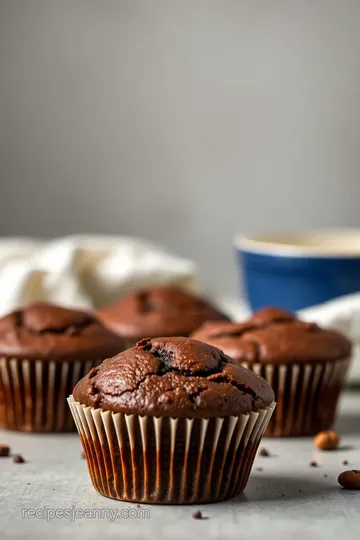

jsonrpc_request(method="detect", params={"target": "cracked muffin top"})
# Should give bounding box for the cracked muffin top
[0,303,126,362]
[97,285,230,340]
[73,336,274,417]
[191,307,352,365]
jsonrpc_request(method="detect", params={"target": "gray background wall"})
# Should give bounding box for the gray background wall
[1,0,360,296]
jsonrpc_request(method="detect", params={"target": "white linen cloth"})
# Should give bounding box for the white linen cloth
[0,235,198,314]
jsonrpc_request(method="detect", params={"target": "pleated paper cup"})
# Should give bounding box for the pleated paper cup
[0,357,102,432]
[241,358,350,437]
[68,396,275,504]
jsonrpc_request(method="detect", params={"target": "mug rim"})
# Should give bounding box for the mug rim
[235,228,360,258]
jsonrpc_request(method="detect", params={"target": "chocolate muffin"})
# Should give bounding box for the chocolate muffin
[69,336,275,504]
[97,285,230,344]
[192,307,351,437]
[0,302,125,432]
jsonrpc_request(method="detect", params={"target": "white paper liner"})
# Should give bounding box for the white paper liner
[68,396,275,504]
[240,358,350,437]
[0,357,101,432]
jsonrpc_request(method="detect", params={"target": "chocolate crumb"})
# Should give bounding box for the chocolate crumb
[309,461,318,467]
[13,454,25,464]
[81,452,86,459]
[136,504,141,508]
[259,448,270,457]
[0,444,10,457]
[342,460,349,465]
[256,467,263,471]
[192,511,204,520]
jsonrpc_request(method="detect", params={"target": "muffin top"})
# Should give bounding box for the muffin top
[73,336,274,417]
[0,302,126,362]
[191,307,352,365]
[97,285,230,339]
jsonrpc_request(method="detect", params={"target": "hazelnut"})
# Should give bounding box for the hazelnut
[313,430,340,450]
[338,470,360,490]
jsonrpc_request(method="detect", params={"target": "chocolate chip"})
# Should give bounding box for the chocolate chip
[192,511,204,520]
[137,337,152,351]
[0,444,10,457]
[309,461,318,467]
[259,448,270,457]
[13,454,25,463]
[342,460,349,465]
[338,470,360,490]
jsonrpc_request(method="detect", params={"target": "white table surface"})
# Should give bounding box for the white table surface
[1,391,359,540]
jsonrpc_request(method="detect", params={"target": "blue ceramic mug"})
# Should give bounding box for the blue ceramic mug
[235,230,360,312]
